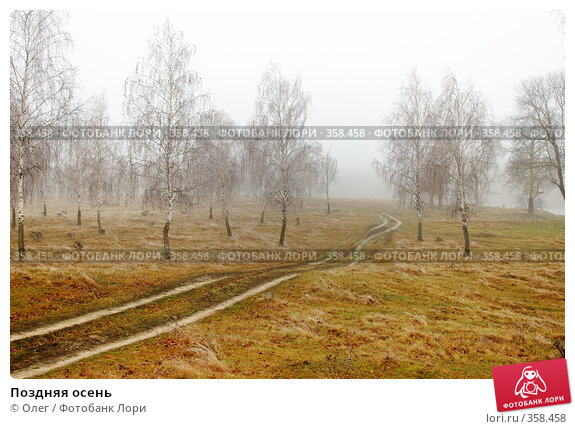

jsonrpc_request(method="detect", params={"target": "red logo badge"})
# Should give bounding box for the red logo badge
[492,359,571,412]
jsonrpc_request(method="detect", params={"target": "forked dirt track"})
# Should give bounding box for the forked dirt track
[11,213,402,379]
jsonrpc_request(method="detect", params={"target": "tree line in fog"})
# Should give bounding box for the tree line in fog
[374,68,564,255]
[11,11,564,259]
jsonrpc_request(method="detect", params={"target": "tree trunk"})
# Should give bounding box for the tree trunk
[209,203,213,220]
[260,200,267,224]
[17,150,25,258]
[97,211,102,233]
[527,196,534,214]
[42,199,47,217]
[326,189,331,215]
[457,180,471,256]
[97,185,103,233]
[279,203,287,246]
[76,193,82,226]
[296,197,302,225]
[416,188,423,241]
[163,221,170,259]
[462,221,470,257]
[550,138,565,199]
[11,207,16,229]
[18,218,25,259]
[417,209,423,241]
[224,211,232,237]
[461,208,471,257]
[163,194,173,260]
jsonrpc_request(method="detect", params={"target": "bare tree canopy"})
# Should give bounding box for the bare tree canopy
[320,152,338,215]
[374,70,434,241]
[10,10,77,258]
[506,135,549,215]
[86,94,111,233]
[124,19,210,259]
[9,12,563,263]
[253,64,312,246]
[201,111,241,238]
[436,71,496,256]
[515,70,565,199]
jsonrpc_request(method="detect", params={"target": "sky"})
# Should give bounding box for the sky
[65,9,565,212]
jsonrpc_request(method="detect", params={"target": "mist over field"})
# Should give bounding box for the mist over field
[10,7,565,384]
[63,10,565,212]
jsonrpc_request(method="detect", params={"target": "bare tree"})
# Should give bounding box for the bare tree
[245,138,274,224]
[374,71,434,241]
[253,64,312,246]
[292,142,322,225]
[10,158,18,229]
[86,94,111,233]
[203,112,241,237]
[506,119,549,216]
[436,72,496,256]
[124,20,208,259]
[319,152,338,215]
[10,10,77,257]
[57,115,91,227]
[121,140,141,207]
[515,70,565,199]
[422,143,451,208]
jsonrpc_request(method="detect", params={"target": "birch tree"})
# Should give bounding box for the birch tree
[294,142,322,223]
[319,153,338,215]
[58,116,91,227]
[253,65,312,246]
[10,10,76,257]
[374,71,434,241]
[86,94,110,233]
[124,20,208,259]
[422,142,451,208]
[436,72,495,256]
[204,112,241,237]
[245,139,274,224]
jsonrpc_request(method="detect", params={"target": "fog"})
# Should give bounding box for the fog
[66,9,564,213]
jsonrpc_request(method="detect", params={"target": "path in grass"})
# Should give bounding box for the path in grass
[11,274,300,379]
[11,213,401,379]
[10,276,229,342]
[355,214,402,251]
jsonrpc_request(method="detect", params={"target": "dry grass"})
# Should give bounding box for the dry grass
[12,198,564,379]
[366,205,564,251]
[11,197,383,251]
[160,328,230,378]
[40,260,564,379]
[10,262,261,333]
[11,197,385,333]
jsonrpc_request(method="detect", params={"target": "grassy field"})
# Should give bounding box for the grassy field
[40,262,563,379]
[10,197,565,379]
[11,198,380,334]
[11,197,381,250]
[367,205,564,251]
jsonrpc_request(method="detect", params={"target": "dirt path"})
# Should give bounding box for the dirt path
[10,276,228,342]
[355,214,402,251]
[11,274,299,379]
[11,212,401,379]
